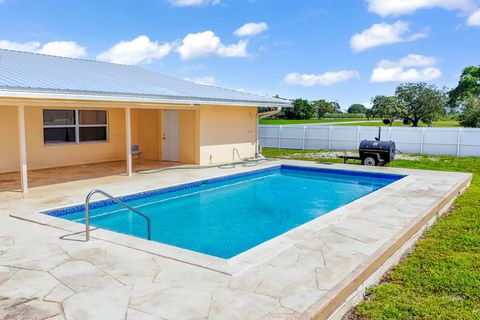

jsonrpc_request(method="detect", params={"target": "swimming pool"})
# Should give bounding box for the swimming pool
[45,165,403,259]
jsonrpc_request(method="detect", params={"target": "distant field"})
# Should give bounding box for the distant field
[259,118,461,127]
[335,120,461,127]
[259,118,367,125]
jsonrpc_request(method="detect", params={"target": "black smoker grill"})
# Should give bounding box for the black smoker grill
[339,128,396,166]
[358,140,396,166]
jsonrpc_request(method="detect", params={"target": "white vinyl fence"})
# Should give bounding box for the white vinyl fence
[259,125,480,157]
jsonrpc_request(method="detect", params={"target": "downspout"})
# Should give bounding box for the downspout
[256,106,283,157]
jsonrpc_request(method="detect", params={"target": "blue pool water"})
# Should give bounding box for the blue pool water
[46,165,403,258]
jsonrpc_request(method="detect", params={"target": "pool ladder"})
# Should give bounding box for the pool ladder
[84,189,152,241]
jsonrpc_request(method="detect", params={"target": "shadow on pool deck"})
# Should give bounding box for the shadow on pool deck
[0,160,178,192]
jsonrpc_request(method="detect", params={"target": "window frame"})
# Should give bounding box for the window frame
[43,109,109,146]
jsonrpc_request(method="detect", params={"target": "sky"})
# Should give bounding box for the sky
[0,0,479,109]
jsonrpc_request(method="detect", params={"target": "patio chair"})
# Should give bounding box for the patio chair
[131,145,144,164]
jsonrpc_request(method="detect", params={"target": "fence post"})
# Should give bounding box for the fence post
[456,128,462,156]
[328,126,332,150]
[302,125,306,150]
[420,128,425,154]
[278,125,282,149]
[356,126,361,147]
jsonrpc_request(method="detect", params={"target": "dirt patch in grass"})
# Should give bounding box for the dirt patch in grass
[275,150,423,162]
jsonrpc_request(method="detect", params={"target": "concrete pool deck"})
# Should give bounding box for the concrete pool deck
[0,160,471,319]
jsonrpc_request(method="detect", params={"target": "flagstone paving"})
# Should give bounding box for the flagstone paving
[0,161,471,319]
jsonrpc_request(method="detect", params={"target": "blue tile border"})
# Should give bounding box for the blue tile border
[280,164,405,180]
[44,166,281,217]
[44,164,404,218]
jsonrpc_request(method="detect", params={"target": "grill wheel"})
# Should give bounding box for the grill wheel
[363,156,378,166]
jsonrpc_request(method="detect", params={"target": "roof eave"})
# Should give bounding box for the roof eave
[0,89,292,108]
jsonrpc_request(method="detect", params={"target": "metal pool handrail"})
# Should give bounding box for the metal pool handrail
[85,189,151,241]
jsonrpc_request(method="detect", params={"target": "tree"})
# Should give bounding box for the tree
[370,95,403,126]
[365,108,373,120]
[449,66,480,107]
[370,83,446,127]
[313,100,343,117]
[348,104,367,114]
[395,82,446,127]
[459,96,480,127]
[313,100,334,118]
[282,98,316,120]
[330,101,342,113]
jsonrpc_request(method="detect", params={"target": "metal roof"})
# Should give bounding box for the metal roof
[0,49,291,107]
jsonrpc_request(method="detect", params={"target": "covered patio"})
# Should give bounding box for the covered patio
[0,103,199,193]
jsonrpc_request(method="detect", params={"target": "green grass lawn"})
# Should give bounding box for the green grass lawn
[262,148,480,319]
[259,118,367,125]
[334,120,461,127]
[262,148,346,163]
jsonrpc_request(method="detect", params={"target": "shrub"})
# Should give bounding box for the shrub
[348,104,367,114]
[459,96,480,128]
[323,113,366,119]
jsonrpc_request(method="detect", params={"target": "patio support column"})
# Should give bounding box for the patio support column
[125,107,133,176]
[17,105,28,192]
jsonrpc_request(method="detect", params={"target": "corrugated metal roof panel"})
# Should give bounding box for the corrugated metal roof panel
[0,49,290,106]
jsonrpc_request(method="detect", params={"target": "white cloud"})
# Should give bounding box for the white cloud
[0,40,40,52]
[370,54,441,82]
[384,54,439,67]
[467,9,480,25]
[37,41,86,58]
[185,76,216,85]
[284,70,360,86]
[378,54,438,68]
[350,21,427,52]
[371,67,441,82]
[96,35,171,65]
[234,22,268,37]
[0,40,86,58]
[367,0,477,16]
[176,31,248,59]
[176,31,218,59]
[168,0,220,7]
[216,40,248,57]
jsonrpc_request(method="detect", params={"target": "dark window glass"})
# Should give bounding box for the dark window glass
[79,127,107,142]
[43,110,75,125]
[43,128,76,144]
[79,110,107,125]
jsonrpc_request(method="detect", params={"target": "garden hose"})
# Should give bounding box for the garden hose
[135,158,277,174]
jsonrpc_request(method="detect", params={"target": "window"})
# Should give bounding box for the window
[78,110,107,142]
[43,109,108,145]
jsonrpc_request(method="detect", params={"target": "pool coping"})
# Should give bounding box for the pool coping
[306,170,471,320]
[11,163,406,276]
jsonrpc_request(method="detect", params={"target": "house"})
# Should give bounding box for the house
[0,49,290,192]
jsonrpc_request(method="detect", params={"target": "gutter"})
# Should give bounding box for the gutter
[258,106,283,119]
[256,106,283,156]
[0,89,291,109]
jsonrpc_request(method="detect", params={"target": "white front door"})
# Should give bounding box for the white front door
[162,110,179,162]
